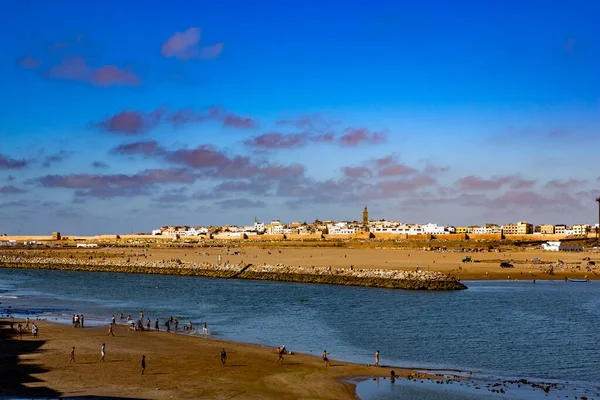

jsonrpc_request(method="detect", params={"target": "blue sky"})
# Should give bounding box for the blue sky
[1,0,599,234]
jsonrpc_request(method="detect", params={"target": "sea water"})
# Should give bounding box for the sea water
[1,268,599,399]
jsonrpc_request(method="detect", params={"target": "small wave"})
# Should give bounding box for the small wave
[0,295,18,299]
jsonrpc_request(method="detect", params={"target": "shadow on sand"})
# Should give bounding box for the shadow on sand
[0,320,62,398]
[0,321,142,400]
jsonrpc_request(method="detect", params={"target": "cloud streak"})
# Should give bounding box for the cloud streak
[96,105,257,134]
[161,27,224,60]
[0,154,28,169]
[46,56,141,87]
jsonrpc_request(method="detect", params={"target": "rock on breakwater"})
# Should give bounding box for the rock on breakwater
[0,255,467,291]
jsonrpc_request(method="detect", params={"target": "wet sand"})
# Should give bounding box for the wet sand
[0,319,417,399]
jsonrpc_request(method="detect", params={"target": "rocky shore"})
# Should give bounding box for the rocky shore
[0,255,467,290]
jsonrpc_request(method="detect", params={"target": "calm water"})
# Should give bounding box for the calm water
[1,268,599,399]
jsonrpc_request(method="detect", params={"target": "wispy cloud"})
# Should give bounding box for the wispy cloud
[42,150,71,167]
[0,153,28,169]
[456,175,536,191]
[0,185,27,194]
[16,54,42,69]
[161,27,223,60]
[46,56,141,87]
[96,105,256,134]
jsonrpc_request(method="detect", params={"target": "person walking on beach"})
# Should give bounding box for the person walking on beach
[276,346,286,364]
[25,317,30,330]
[108,323,115,337]
[17,323,22,339]
[111,315,116,325]
[32,323,38,338]
[80,314,84,328]
[10,315,14,330]
[70,347,76,364]
[141,355,146,374]
[221,348,227,365]
[155,318,159,331]
[146,318,151,330]
[375,350,380,367]
[72,315,76,327]
[322,350,331,367]
[100,343,105,362]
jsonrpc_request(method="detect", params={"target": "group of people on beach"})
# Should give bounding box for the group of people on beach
[72,314,84,328]
[109,312,209,337]
[9,315,39,339]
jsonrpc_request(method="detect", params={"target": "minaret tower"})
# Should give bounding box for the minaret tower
[363,205,369,226]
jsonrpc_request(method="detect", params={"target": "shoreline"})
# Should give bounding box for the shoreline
[0,317,424,399]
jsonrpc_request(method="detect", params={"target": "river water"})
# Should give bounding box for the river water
[1,268,599,399]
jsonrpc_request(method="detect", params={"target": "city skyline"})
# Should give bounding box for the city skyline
[1,1,600,235]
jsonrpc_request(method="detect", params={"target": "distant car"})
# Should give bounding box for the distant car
[500,262,514,268]
[462,256,472,263]
[531,257,540,261]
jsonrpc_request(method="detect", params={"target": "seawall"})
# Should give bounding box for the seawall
[0,255,467,291]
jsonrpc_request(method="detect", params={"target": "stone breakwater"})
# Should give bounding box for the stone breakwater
[0,255,467,291]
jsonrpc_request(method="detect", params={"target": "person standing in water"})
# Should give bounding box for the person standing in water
[203,322,208,335]
[375,350,380,367]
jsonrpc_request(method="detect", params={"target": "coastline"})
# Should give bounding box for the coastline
[0,318,421,399]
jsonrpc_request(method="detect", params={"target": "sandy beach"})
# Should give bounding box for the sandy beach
[3,244,598,281]
[0,318,414,399]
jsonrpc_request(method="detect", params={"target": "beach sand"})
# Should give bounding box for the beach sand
[0,319,411,399]
[10,245,598,280]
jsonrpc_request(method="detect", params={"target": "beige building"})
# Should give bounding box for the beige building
[517,221,533,235]
[501,223,518,235]
[539,224,555,234]
[572,224,590,236]
[554,225,567,235]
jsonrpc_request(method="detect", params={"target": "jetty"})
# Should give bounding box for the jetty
[0,255,466,291]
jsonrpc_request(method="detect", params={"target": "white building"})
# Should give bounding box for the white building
[327,223,356,235]
[541,241,561,251]
[472,226,502,234]
[180,227,209,236]
[422,223,446,235]
[254,221,265,233]
[370,224,424,235]
[266,221,284,235]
